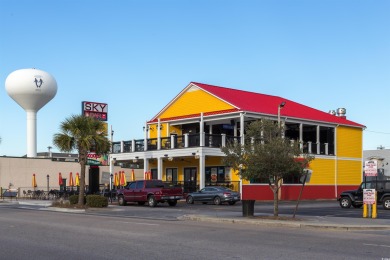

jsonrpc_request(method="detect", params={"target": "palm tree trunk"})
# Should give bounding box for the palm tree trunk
[78,153,87,205]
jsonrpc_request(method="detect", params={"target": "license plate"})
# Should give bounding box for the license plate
[234,197,238,199]
[170,196,175,199]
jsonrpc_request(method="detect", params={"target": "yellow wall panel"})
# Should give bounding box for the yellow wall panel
[308,158,336,185]
[336,126,363,158]
[160,88,234,119]
[336,160,362,185]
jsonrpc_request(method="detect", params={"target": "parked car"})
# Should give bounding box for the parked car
[338,180,390,210]
[117,180,183,207]
[186,186,241,205]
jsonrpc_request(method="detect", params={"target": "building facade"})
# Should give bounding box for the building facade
[110,82,365,200]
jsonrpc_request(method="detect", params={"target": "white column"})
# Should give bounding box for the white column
[143,158,149,177]
[316,125,320,154]
[199,154,205,189]
[109,156,115,190]
[26,110,37,157]
[144,122,148,151]
[157,118,161,150]
[299,123,303,150]
[240,112,245,144]
[158,157,163,179]
[200,112,204,146]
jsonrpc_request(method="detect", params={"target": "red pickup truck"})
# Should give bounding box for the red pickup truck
[117,180,183,207]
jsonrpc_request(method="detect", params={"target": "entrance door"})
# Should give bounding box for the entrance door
[151,169,158,180]
[89,166,100,194]
[184,167,197,193]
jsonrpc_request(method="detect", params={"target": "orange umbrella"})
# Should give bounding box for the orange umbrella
[32,174,37,188]
[148,171,152,180]
[144,171,148,180]
[59,172,63,186]
[69,172,74,187]
[114,172,119,187]
[120,171,127,186]
[75,173,80,186]
[131,169,135,181]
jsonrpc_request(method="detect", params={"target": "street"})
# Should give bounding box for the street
[0,201,389,259]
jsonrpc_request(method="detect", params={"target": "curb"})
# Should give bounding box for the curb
[179,215,390,231]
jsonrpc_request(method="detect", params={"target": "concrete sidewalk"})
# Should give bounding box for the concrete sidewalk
[4,199,390,231]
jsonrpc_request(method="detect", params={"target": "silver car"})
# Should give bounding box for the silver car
[186,186,241,205]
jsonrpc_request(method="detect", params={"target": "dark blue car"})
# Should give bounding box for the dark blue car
[186,186,241,205]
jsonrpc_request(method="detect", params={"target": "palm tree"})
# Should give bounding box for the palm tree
[53,115,111,205]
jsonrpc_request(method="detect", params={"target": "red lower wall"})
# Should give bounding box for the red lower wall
[242,184,360,200]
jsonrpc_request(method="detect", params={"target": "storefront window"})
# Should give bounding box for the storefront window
[166,168,178,183]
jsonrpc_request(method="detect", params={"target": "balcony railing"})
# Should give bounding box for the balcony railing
[112,133,334,156]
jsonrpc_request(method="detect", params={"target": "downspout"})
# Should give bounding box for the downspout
[335,125,338,198]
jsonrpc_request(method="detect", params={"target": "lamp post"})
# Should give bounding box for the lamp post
[46,174,50,192]
[109,173,113,203]
[277,101,286,127]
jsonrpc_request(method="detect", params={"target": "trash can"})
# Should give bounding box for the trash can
[242,200,255,217]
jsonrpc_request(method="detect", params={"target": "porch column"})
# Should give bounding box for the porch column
[144,122,148,151]
[199,154,205,189]
[200,112,204,146]
[240,112,245,144]
[157,157,163,179]
[120,141,124,153]
[132,139,136,152]
[157,118,161,150]
[299,123,303,150]
[316,125,320,154]
[143,158,149,176]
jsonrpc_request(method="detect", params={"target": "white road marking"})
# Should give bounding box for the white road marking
[363,243,390,248]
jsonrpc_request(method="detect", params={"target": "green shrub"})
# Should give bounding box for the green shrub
[69,195,79,205]
[86,195,108,208]
[69,194,86,205]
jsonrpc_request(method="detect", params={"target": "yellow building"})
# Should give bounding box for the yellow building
[111,82,364,200]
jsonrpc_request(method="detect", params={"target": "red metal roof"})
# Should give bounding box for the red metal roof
[191,82,364,128]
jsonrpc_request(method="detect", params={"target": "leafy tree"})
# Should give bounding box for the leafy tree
[222,119,313,216]
[53,115,111,205]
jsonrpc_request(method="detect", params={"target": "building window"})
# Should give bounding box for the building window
[166,168,178,183]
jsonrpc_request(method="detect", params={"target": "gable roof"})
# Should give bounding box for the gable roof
[151,82,364,128]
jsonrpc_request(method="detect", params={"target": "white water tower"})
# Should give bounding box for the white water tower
[5,68,57,157]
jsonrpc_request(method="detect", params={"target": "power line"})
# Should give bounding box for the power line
[364,130,390,135]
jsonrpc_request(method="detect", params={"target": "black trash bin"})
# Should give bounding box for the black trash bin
[242,200,255,217]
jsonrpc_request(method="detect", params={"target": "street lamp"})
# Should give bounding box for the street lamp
[277,101,286,127]
[46,174,50,192]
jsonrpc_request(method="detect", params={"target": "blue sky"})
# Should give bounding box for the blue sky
[0,0,389,156]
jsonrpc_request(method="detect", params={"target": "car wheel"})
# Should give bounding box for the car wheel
[339,197,352,208]
[186,195,194,204]
[228,201,236,205]
[213,196,221,205]
[168,200,177,206]
[118,196,127,206]
[382,197,390,210]
[137,201,145,206]
[148,195,157,207]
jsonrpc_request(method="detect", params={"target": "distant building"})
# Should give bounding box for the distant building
[363,148,390,181]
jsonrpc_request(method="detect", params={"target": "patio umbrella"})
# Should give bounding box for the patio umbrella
[75,173,80,186]
[120,171,127,186]
[114,172,119,187]
[144,171,148,180]
[32,174,37,188]
[69,172,74,187]
[59,172,63,186]
[131,169,135,181]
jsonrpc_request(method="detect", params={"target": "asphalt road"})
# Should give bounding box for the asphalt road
[0,206,389,260]
[89,200,390,220]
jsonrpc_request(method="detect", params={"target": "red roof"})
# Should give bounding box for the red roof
[191,82,364,128]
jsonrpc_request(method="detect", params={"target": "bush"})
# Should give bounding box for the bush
[86,195,108,208]
[69,195,86,205]
[69,195,79,205]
